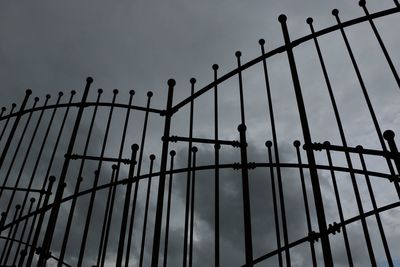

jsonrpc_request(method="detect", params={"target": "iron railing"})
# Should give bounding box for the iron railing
[0,1,399,266]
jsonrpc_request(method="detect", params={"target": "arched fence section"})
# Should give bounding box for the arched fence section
[0,1,399,266]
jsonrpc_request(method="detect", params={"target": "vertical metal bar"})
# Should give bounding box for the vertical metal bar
[77,89,119,266]
[259,39,285,267]
[357,145,393,267]
[36,77,93,267]
[324,144,353,266]
[0,104,16,142]
[238,124,253,267]
[98,89,135,267]
[212,64,221,267]
[25,176,56,267]
[393,0,400,8]
[265,141,282,266]
[96,165,117,267]
[58,89,102,266]
[100,165,119,267]
[11,197,35,266]
[235,52,246,125]
[359,0,400,88]
[125,91,153,267]
[151,79,175,267]
[163,151,175,267]
[278,14,333,267]
[0,97,39,201]
[139,155,156,267]
[116,144,139,266]
[0,89,32,170]
[294,141,317,267]
[333,9,400,197]
[0,204,21,264]
[183,78,195,267]
[189,147,198,267]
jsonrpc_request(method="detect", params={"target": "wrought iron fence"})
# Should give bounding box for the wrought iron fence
[0,1,400,266]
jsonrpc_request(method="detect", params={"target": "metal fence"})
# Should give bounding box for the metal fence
[0,1,400,266]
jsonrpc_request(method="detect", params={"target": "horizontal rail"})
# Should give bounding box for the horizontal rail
[0,101,164,121]
[168,135,240,147]
[2,161,394,232]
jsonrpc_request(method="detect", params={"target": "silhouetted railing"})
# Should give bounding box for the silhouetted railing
[0,1,400,266]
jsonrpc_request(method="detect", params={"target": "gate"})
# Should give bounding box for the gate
[0,1,400,266]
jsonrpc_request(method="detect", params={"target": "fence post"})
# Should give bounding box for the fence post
[151,79,175,267]
[278,14,334,267]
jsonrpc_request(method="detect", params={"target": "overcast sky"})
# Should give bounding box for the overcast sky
[0,0,400,266]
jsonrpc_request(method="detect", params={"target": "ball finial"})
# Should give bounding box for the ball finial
[278,14,287,23]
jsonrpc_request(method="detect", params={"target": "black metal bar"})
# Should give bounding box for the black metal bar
[265,141,282,266]
[115,144,139,267]
[183,78,195,267]
[67,154,131,164]
[77,89,119,266]
[238,124,253,266]
[188,146,198,267]
[359,0,400,88]
[151,79,175,267]
[235,52,246,125]
[163,151,175,267]
[168,136,239,147]
[96,165,117,267]
[125,91,153,267]
[279,14,333,267]
[99,165,118,267]
[36,77,93,267]
[212,64,220,267]
[357,145,393,267]
[0,89,32,170]
[259,39,283,267]
[293,141,317,267]
[324,144,353,265]
[139,155,156,267]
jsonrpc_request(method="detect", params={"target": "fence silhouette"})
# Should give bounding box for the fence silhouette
[0,1,400,266]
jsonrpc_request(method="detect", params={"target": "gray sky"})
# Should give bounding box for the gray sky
[0,0,400,266]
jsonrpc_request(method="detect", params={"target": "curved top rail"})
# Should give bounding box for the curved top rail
[171,6,400,114]
[0,101,164,122]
